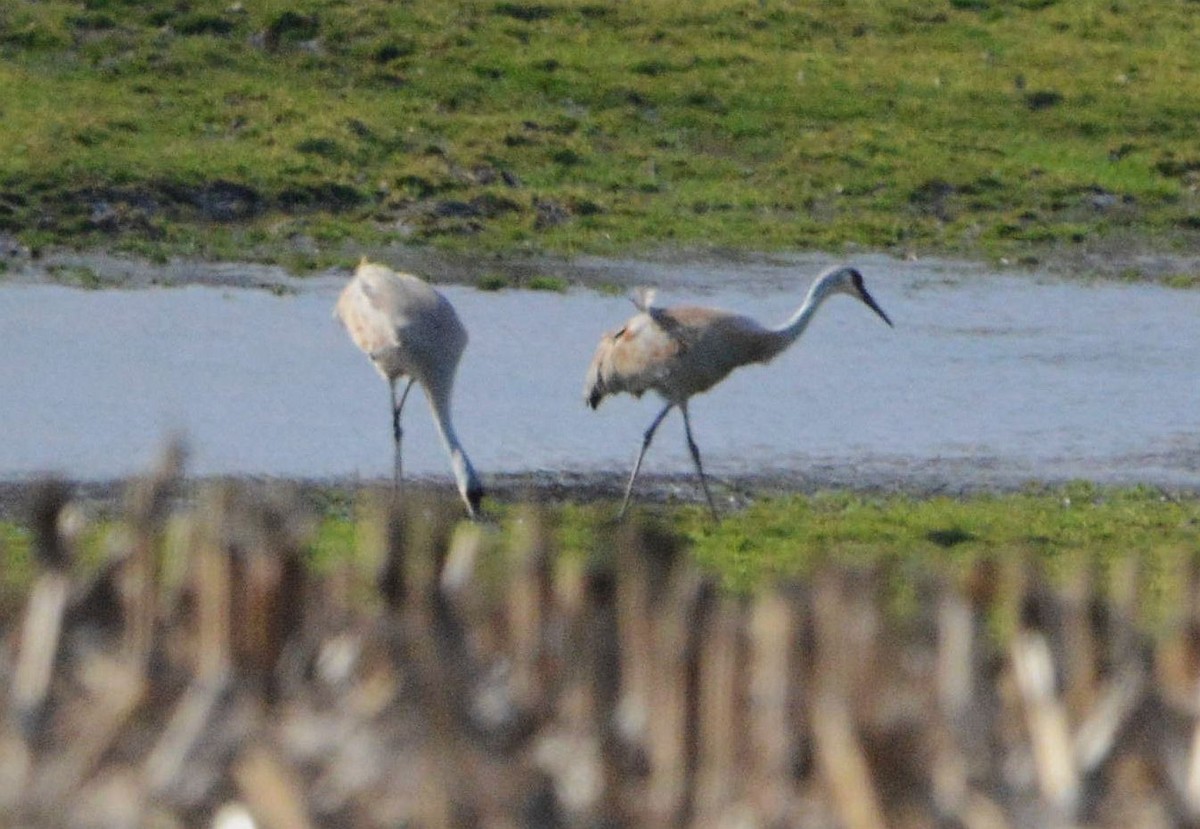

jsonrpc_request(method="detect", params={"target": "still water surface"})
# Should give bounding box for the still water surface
[1,257,1197,491]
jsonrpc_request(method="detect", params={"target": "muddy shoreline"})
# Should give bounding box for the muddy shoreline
[3,463,1196,523]
[4,234,1200,295]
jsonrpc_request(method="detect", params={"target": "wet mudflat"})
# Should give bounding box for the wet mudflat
[1,255,1198,495]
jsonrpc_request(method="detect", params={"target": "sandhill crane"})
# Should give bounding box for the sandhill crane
[335,258,483,518]
[584,265,893,519]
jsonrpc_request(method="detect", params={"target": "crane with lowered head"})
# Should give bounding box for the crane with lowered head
[335,258,483,518]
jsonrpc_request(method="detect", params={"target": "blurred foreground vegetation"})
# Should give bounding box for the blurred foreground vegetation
[4,468,1200,826]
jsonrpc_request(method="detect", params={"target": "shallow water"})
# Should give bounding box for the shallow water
[2,257,1198,491]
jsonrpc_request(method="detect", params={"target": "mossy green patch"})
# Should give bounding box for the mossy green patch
[526,274,568,292]
[476,273,511,291]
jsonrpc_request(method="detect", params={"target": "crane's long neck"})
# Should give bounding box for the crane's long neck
[425,379,482,515]
[764,272,841,357]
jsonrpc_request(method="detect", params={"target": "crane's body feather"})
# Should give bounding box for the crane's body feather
[586,308,781,408]
[335,263,467,393]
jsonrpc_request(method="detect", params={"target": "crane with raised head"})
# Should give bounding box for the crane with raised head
[584,265,893,519]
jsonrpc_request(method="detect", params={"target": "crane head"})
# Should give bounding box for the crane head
[844,268,893,328]
[466,481,484,518]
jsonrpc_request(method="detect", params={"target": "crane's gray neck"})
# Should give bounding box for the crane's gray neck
[765,267,850,356]
[426,383,482,516]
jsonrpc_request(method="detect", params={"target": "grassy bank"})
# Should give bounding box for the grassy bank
[6,484,1197,615]
[3,0,1200,272]
[555,485,1200,600]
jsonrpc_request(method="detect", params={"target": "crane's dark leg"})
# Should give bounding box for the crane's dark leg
[680,403,719,520]
[618,402,673,518]
[390,378,415,491]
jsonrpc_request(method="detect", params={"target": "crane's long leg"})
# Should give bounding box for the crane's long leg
[680,403,719,521]
[618,402,674,518]
[390,378,415,491]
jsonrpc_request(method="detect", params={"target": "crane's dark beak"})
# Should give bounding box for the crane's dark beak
[859,286,893,328]
[466,484,485,519]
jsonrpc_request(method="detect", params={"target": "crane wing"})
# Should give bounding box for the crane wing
[628,287,695,350]
[584,312,683,408]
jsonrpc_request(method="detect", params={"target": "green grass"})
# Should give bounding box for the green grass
[0,522,33,613]
[475,272,568,291]
[380,484,1200,592]
[3,0,1200,270]
[562,484,1200,633]
[3,486,1197,633]
[681,484,1199,589]
[476,273,512,291]
[525,274,568,292]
